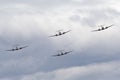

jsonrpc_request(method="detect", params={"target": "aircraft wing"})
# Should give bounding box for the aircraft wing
[5,49,14,51]
[49,35,57,37]
[52,54,61,57]
[49,34,58,37]
[91,29,101,32]
[64,30,71,34]
[105,24,113,29]
[20,46,28,49]
[64,51,72,54]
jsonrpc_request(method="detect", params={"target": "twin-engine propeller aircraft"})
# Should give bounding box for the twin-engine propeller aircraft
[92,24,113,32]
[52,50,72,57]
[50,30,71,37]
[5,45,28,51]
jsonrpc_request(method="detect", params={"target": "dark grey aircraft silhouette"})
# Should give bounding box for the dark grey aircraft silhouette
[50,30,71,37]
[5,46,28,51]
[52,50,72,57]
[92,24,113,32]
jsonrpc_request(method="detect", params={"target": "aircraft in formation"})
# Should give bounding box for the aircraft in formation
[5,45,28,51]
[3,24,113,55]
[92,24,113,32]
[49,30,71,37]
[52,50,72,57]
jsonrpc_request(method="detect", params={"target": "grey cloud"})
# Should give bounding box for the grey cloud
[69,8,120,27]
[14,61,120,80]
[0,0,120,80]
[0,0,73,8]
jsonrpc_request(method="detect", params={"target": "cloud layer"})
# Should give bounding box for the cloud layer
[12,61,120,80]
[0,0,120,80]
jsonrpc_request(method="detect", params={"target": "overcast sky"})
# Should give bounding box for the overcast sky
[0,0,120,80]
